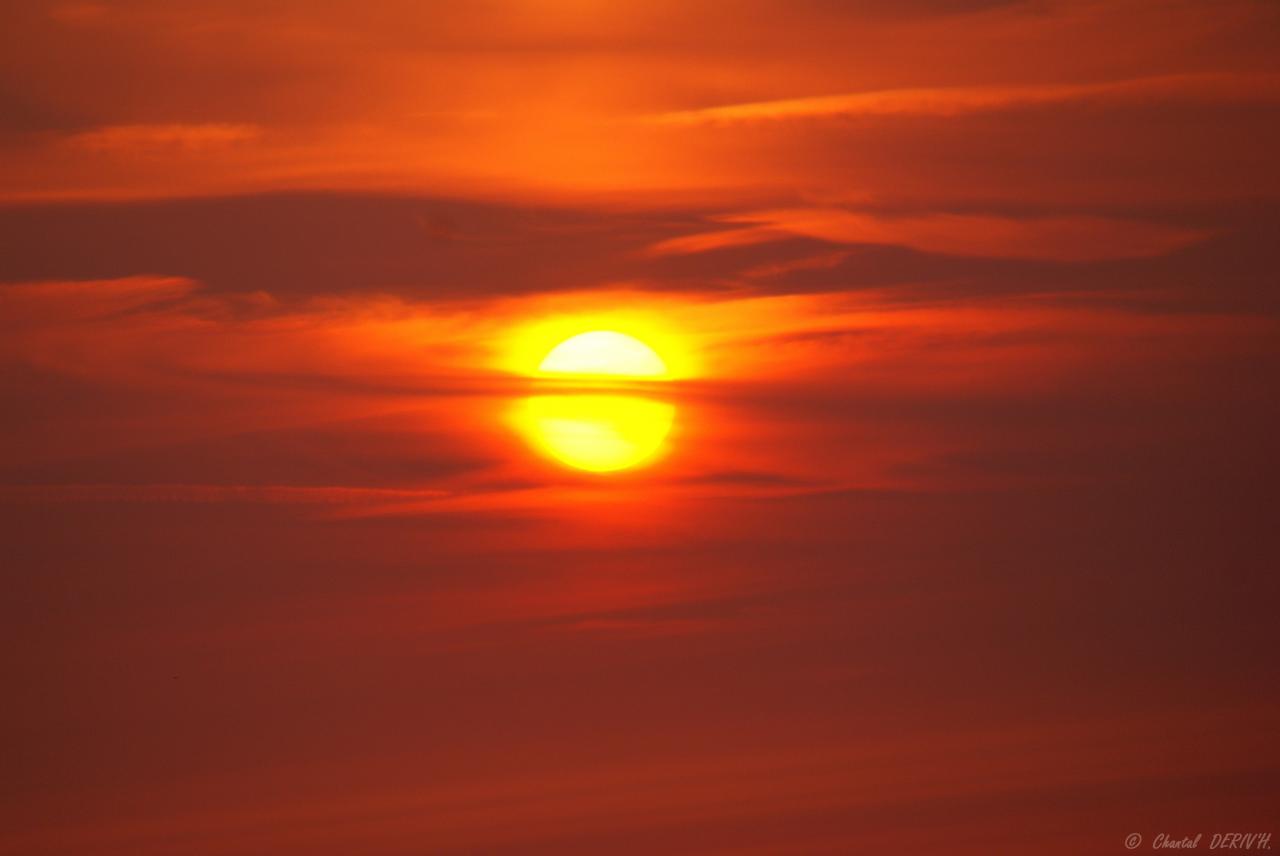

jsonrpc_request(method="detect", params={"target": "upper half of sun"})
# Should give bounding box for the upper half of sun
[537,330,669,379]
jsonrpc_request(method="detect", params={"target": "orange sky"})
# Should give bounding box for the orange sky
[2,2,1279,854]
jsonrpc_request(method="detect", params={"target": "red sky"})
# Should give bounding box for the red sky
[1,2,1278,853]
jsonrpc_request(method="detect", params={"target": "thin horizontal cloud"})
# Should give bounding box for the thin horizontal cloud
[0,275,198,324]
[329,479,850,520]
[0,275,484,389]
[66,123,262,152]
[0,483,448,505]
[649,72,1280,125]
[4,275,1266,398]
[649,209,1210,262]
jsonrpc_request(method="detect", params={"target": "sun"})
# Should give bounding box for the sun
[508,327,679,472]
[537,330,668,378]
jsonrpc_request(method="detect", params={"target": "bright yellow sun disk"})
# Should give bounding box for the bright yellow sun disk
[515,395,675,472]
[537,330,668,378]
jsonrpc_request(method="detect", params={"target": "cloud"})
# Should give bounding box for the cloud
[0,483,446,505]
[0,194,712,296]
[649,73,1280,125]
[67,123,262,152]
[1,2,1277,204]
[0,275,197,325]
[649,209,1210,262]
